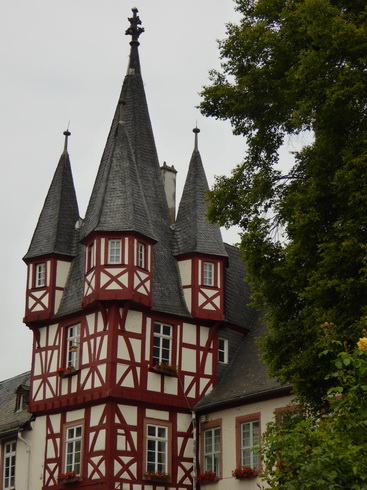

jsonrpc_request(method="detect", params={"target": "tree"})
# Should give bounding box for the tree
[260,331,367,488]
[200,0,367,409]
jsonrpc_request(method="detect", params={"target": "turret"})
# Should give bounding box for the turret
[175,128,228,321]
[23,131,79,323]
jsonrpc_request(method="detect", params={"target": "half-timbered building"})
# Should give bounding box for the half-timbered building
[0,8,293,490]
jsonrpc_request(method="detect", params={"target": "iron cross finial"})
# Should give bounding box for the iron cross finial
[125,8,144,43]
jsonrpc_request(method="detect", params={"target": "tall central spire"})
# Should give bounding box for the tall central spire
[125,8,144,75]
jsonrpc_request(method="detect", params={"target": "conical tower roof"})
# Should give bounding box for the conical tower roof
[23,131,79,261]
[72,9,188,316]
[175,128,228,258]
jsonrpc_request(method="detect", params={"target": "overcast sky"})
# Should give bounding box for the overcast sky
[0,1,296,380]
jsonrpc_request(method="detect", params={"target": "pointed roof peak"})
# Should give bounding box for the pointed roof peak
[193,126,200,151]
[125,8,144,75]
[63,128,71,153]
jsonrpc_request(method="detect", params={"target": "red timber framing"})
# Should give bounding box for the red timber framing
[178,253,225,321]
[29,300,221,416]
[42,403,194,489]
[82,232,154,309]
[24,255,72,323]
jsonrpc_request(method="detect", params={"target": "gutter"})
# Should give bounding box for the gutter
[18,428,31,490]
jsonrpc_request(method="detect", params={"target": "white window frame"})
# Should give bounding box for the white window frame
[35,262,45,288]
[108,239,121,264]
[137,242,146,268]
[86,242,95,271]
[146,424,168,474]
[203,261,214,286]
[3,440,16,490]
[204,427,220,474]
[241,420,260,468]
[152,322,172,365]
[218,338,228,364]
[67,324,81,370]
[65,425,83,475]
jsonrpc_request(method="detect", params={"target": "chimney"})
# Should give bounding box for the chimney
[160,162,177,224]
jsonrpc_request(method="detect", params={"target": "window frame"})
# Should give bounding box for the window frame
[62,421,84,477]
[137,241,146,269]
[200,419,222,479]
[66,324,81,370]
[152,322,173,366]
[107,238,122,264]
[143,419,172,479]
[235,413,261,470]
[3,440,16,490]
[34,262,46,288]
[203,261,215,286]
[218,337,228,364]
[86,242,95,271]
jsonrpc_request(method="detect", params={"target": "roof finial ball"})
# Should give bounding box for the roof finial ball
[125,7,145,45]
[193,126,200,151]
[63,129,71,152]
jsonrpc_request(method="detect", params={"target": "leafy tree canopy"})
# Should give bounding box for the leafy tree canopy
[260,332,367,488]
[200,0,367,408]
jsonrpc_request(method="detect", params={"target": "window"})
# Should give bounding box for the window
[64,425,82,475]
[218,338,228,364]
[3,441,16,490]
[35,262,45,288]
[108,239,121,264]
[241,420,260,468]
[153,322,172,365]
[203,261,214,286]
[137,242,145,268]
[86,242,94,271]
[66,325,81,370]
[15,386,29,412]
[204,428,220,474]
[146,424,168,474]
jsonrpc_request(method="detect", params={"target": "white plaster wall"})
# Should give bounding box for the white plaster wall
[201,395,294,490]
[178,259,192,286]
[16,417,47,490]
[125,310,143,334]
[55,261,71,288]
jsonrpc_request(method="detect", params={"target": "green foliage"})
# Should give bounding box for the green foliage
[200,0,367,407]
[260,338,367,488]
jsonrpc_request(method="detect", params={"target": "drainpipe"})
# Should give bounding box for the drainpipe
[192,410,197,490]
[18,429,30,490]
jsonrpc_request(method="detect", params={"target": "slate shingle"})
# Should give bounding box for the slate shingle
[23,151,79,261]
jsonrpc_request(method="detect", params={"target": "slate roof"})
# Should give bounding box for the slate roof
[59,25,189,318]
[0,372,32,436]
[23,150,79,261]
[82,118,156,241]
[175,146,227,258]
[195,318,292,411]
[223,244,257,328]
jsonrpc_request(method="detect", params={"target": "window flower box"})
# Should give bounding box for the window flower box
[153,362,178,376]
[232,466,259,480]
[196,470,218,483]
[58,471,81,484]
[143,471,170,482]
[57,366,76,377]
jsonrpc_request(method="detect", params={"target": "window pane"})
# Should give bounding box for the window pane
[146,424,168,474]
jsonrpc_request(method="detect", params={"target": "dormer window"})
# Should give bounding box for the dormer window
[108,239,122,264]
[35,262,46,288]
[15,386,29,413]
[203,261,214,286]
[137,242,146,269]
